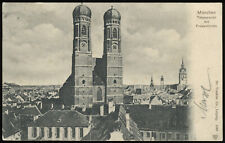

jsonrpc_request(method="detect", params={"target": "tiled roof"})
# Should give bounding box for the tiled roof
[157,92,179,101]
[123,104,190,132]
[29,110,89,127]
[37,98,63,114]
[14,106,41,116]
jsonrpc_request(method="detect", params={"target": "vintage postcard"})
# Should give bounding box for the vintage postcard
[2,3,222,141]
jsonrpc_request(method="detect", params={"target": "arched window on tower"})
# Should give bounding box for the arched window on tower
[88,26,90,37]
[107,28,110,39]
[97,87,103,101]
[113,28,117,38]
[82,25,87,35]
[82,80,86,85]
[75,25,79,37]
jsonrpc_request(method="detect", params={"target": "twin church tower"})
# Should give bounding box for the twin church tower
[59,4,123,108]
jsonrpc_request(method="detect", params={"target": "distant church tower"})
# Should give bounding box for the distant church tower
[150,76,154,89]
[178,59,187,90]
[59,4,93,107]
[102,6,123,104]
[160,75,164,90]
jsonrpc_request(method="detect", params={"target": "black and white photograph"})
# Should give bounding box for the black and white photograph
[2,2,222,141]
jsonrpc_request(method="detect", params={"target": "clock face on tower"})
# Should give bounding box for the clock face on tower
[112,44,118,50]
[80,42,87,49]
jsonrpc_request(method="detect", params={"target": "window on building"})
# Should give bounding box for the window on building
[113,80,117,84]
[185,134,188,140]
[113,28,117,38]
[80,128,83,138]
[162,133,165,139]
[168,133,172,139]
[152,132,156,138]
[56,128,60,138]
[140,132,143,137]
[72,127,76,138]
[147,132,150,137]
[176,134,180,140]
[82,25,87,35]
[40,127,44,137]
[64,127,68,138]
[48,128,52,138]
[32,127,37,137]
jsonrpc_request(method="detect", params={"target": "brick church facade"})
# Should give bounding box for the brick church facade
[59,5,123,108]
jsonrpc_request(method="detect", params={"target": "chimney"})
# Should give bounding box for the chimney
[82,106,86,112]
[149,102,152,109]
[108,101,115,114]
[71,105,75,110]
[176,99,180,105]
[50,103,54,109]
[89,115,92,124]
[126,112,130,131]
[100,105,104,116]
[5,109,9,115]
[39,102,42,110]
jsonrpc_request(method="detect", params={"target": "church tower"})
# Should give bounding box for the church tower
[179,59,187,85]
[59,4,93,108]
[160,75,164,90]
[178,59,187,91]
[102,6,123,104]
[150,76,154,89]
[72,4,93,107]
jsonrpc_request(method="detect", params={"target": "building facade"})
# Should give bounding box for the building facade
[27,110,90,141]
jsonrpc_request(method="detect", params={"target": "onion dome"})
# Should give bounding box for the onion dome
[104,6,121,20]
[73,4,91,18]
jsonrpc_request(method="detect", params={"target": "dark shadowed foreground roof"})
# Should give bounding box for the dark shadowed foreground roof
[2,113,21,138]
[123,105,190,132]
[82,111,120,141]
[29,110,89,127]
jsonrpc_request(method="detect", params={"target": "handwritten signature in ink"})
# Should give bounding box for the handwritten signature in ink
[194,68,211,118]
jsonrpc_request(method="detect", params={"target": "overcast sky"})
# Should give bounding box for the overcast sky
[3,3,191,85]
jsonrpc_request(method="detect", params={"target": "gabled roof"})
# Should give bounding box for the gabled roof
[122,104,190,132]
[150,95,163,105]
[29,110,89,127]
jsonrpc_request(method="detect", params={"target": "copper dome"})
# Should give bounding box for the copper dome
[104,7,121,20]
[73,5,91,18]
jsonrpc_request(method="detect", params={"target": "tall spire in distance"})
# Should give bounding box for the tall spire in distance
[150,76,154,87]
[181,58,184,68]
